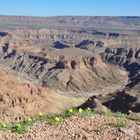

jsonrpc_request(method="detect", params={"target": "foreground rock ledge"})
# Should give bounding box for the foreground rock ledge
[0,114,140,140]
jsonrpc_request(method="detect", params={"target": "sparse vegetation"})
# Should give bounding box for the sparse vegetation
[11,124,28,134]
[0,108,140,134]
[110,121,126,128]
[105,110,127,118]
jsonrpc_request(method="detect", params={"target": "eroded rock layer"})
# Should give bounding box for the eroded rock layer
[0,33,128,93]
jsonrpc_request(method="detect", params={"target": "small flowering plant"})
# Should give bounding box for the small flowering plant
[78,108,83,113]
[38,112,43,117]
[2,122,7,128]
[69,108,74,113]
[61,107,75,119]
[55,117,60,122]
[28,118,32,122]
[0,107,94,134]
[8,122,28,134]
[86,107,91,112]
[15,123,21,127]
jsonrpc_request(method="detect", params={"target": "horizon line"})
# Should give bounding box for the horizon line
[0,14,140,18]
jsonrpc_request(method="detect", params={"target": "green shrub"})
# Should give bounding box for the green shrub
[11,124,28,134]
[114,112,127,118]
[110,121,126,128]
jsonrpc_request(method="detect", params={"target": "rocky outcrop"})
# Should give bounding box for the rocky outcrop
[0,68,86,122]
[78,89,140,114]
[0,68,47,122]
[75,40,105,51]
[100,47,140,91]
[102,90,140,113]
[75,40,95,49]
[53,41,71,49]
[77,98,108,114]
[0,32,8,37]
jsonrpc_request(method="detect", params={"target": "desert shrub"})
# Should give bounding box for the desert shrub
[110,121,126,128]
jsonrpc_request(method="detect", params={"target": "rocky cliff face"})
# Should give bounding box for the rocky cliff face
[0,39,128,93]
[1,24,140,94]
[0,68,87,122]
[101,47,140,92]
[7,28,140,47]
[1,26,139,94]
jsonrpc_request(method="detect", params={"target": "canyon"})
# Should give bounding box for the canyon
[0,16,140,122]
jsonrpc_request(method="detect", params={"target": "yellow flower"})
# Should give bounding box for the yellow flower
[15,124,21,127]
[2,123,7,128]
[38,112,43,117]
[78,108,83,113]
[55,117,60,122]
[28,118,32,122]
[86,107,91,111]
[69,108,74,113]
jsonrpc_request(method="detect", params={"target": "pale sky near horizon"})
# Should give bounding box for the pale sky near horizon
[0,0,139,17]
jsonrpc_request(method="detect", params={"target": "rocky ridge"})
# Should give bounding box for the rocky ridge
[0,16,140,29]
[0,39,127,93]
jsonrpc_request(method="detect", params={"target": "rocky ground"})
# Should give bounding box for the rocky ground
[0,114,140,140]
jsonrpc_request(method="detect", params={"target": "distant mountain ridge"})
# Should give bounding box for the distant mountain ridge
[0,16,140,29]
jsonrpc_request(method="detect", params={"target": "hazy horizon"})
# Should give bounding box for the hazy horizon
[0,14,140,17]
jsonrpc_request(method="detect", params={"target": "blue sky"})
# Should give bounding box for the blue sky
[0,0,140,17]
